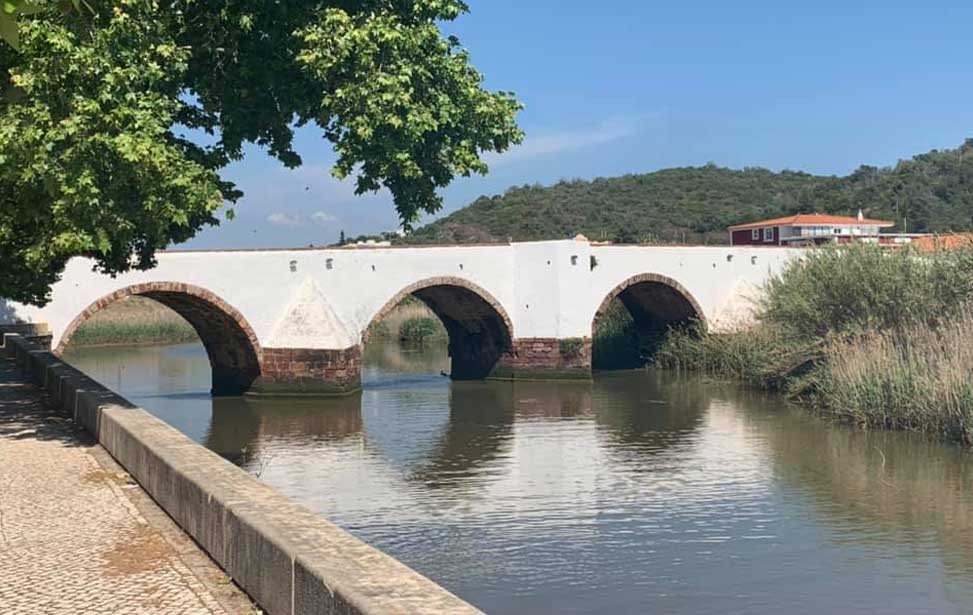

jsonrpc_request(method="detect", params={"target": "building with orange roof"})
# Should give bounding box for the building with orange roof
[728,211,895,247]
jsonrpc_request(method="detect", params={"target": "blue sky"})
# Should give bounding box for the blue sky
[184,0,973,249]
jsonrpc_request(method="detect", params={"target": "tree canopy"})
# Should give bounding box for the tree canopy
[0,0,523,305]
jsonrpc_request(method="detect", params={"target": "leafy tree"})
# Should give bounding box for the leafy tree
[0,0,522,305]
[0,0,44,49]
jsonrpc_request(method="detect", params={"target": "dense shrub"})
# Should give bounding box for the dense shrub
[658,244,973,444]
[592,298,642,369]
[399,317,443,343]
[761,244,973,337]
[366,297,446,342]
[656,325,820,393]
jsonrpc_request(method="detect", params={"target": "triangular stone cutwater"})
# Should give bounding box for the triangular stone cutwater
[266,278,356,349]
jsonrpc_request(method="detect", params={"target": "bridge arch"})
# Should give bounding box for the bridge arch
[365,277,514,379]
[57,282,262,396]
[592,273,706,369]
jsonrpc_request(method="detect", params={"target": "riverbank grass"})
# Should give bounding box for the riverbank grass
[68,297,198,347]
[813,313,973,443]
[657,244,973,445]
[367,297,447,344]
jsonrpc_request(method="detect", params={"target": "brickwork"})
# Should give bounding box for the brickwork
[593,273,708,333]
[365,276,516,380]
[253,346,363,396]
[55,282,263,395]
[492,337,593,381]
[364,276,515,343]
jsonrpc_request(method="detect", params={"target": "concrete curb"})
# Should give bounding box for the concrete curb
[2,334,482,615]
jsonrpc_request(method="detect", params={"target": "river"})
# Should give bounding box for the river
[63,341,973,615]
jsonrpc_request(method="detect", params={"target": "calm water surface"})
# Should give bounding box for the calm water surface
[64,342,973,615]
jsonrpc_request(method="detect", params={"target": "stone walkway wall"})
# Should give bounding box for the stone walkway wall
[0,358,254,615]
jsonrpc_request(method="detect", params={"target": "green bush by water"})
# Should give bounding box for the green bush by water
[68,296,198,347]
[760,243,973,337]
[812,313,973,445]
[592,299,642,369]
[69,320,199,346]
[399,317,443,343]
[657,325,821,393]
[658,244,973,444]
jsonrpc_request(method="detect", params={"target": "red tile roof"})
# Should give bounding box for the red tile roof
[910,233,973,252]
[728,213,895,230]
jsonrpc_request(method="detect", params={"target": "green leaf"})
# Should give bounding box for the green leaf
[0,11,18,49]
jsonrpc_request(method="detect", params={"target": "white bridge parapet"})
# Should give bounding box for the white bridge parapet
[3,240,802,395]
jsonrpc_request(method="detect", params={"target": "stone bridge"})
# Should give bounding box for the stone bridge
[2,240,800,396]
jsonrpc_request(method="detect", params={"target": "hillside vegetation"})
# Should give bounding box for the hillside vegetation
[407,139,973,245]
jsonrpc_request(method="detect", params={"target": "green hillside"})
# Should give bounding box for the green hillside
[406,139,973,245]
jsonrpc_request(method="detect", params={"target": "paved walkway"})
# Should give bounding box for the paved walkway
[0,357,255,614]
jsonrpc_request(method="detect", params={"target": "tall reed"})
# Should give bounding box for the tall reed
[814,310,973,444]
[657,244,973,444]
[69,297,197,347]
[657,324,820,392]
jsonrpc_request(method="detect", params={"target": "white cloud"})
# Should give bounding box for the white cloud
[487,115,657,166]
[311,211,337,226]
[265,210,338,229]
[266,212,303,227]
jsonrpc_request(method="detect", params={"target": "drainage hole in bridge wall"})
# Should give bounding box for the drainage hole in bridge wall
[372,265,376,271]
[459,264,464,270]
[326,258,334,270]
[726,254,733,262]
[290,260,297,272]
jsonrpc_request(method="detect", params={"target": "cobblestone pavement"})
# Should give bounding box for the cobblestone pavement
[0,357,255,614]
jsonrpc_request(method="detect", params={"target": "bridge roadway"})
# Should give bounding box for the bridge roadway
[3,240,801,396]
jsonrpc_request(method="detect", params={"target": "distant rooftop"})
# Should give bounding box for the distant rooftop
[728,213,895,231]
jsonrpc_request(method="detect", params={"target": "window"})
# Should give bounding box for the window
[763,227,774,242]
[751,229,760,240]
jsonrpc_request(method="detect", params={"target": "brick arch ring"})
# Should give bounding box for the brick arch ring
[55,281,263,358]
[362,276,515,344]
[592,273,708,333]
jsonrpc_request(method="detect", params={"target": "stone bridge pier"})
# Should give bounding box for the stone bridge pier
[2,240,800,396]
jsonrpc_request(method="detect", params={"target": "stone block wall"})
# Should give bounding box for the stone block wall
[492,337,593,381]
[254,346,362,396]
[0,324,52,350]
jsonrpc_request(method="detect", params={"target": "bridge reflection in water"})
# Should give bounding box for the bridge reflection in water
[63,341,973,615]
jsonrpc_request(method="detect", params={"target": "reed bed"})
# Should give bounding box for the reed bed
[69,296,198,347]
[656,325,821,392]
[814,312,973,444]
[366,297,447,343]
[657,244,973,445]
